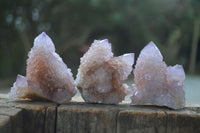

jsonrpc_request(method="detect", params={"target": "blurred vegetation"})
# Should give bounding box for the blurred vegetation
[0,0,200,78]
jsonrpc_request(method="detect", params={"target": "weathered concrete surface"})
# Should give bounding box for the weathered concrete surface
[0,94,200,133]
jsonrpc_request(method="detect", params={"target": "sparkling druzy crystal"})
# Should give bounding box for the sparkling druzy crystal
[76,39,134,104]
[9,32,76,103]
[131,42,185,109]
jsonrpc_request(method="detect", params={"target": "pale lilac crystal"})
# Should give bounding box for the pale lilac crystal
[9,32,76,103]
[131,42,185,109]
[9,75,29,98]
[33,32,55,51]
[76,39,134,104]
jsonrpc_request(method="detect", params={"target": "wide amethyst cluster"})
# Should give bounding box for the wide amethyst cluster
[76,39,134,104]
[131,42,185,109]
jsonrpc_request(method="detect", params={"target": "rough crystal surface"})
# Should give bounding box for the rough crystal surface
[76,39,134,104]
[131,41,185,109]
[9,75,30,98]
[9,32,76,103]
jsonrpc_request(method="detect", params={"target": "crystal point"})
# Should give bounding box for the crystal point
[33,32,55,51]
[131,42,185,109]
[9,32,76,103]
[118,53,135,65]
[76,39,134,104]
[9,75,29,98]
[140,41,163,61]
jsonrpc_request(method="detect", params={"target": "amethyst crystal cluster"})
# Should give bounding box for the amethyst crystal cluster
[131,42,185,109]
[9,32,186,109]
[75,39,134,104]
[9,32,76,103]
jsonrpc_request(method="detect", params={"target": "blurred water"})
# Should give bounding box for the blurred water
[185,75,200,101]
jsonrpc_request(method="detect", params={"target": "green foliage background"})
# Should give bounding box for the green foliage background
[0,0,199,78]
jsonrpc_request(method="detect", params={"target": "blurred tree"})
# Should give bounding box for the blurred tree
[0,0,199,78]
[189,0,200,73]
[0,0,26,77]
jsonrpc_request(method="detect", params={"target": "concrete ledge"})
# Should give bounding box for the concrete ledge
[0,94,200,133]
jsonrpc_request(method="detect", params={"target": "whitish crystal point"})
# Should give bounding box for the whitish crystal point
[95,39,108,43]
[16,74,25,83]
[131,42,185,109]
[119,53,135,65]
[80,39,113,68]
[33,32,55,51]
[76,39,134,104]
[92,39,112,51]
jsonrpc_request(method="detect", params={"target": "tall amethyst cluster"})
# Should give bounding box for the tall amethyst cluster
[131,42,185,109]
[9,32,77,103]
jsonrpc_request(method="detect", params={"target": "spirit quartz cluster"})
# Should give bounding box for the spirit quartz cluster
[76,39,134,104]
[9,32,186,109]
[9,32,77,103]
[131,42,185,109]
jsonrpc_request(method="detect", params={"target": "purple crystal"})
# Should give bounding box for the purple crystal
[131,42,185,109]
[33,32,55,51]
[9,75,29,98]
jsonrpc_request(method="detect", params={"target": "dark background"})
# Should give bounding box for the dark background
[0,0,200,79]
